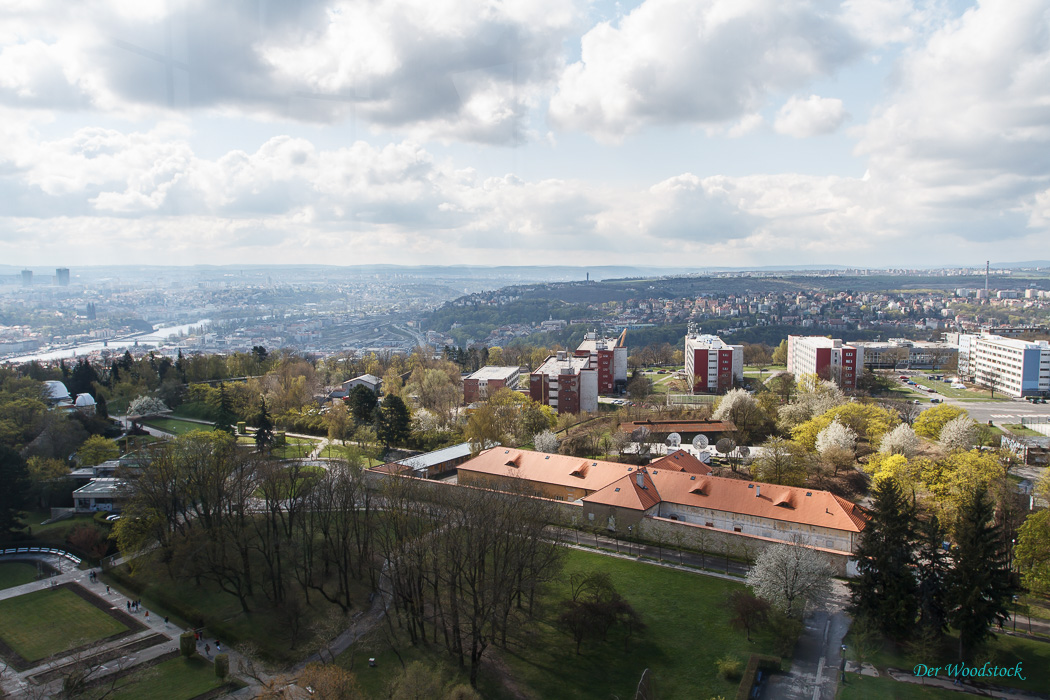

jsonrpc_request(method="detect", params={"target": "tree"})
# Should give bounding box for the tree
[1014,510,1050,596]
[299,663,362,699]
[815,420,856,457]
[77,434,119,467]
[848,477,918,640]
[127,395,168,418]
[728,590,771,642]
[712,388,769,443]
[375,394,411,448]
[534,430,558,453]
[913,404,966,439]
[746,537,833,618]
[558,571,644,655]
[751,437,808,487]
[347,384,379,425]
[0,446,30,537]
[255,398,275,451]
[938,415,977,452]
[771,340,788,366]
[879,423,920,458]
[214,382,237,435]
[947,487,1014,661]
[915,515,949,636]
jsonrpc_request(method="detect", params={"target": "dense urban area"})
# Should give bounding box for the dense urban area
[1,263,1049,700]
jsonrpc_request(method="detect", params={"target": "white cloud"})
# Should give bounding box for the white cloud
[855,0,1050,240]
[549,0,863,140]
[0,0,580,144]
[774,95,847,138]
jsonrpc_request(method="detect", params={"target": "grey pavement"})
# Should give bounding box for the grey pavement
[761,580,850,700]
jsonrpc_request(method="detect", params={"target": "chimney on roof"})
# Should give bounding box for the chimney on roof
[755,485,760,498]
[636,472,644,488]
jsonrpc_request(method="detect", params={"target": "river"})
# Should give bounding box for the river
[1,320,211,364]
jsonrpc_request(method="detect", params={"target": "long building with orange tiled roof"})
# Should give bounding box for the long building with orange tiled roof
[457,446,867,554]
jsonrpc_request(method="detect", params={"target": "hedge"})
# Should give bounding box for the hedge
[735,654,781,700]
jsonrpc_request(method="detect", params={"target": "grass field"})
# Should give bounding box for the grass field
[110,655,225,700]
[906,376,1011,402]
[1003,424,1044,437]
[0,562,38,590]
[142,417,218,436]
[857,627,1050,695]
[501,548,777,700]
[0,587,128,662]
[837,673,965,699]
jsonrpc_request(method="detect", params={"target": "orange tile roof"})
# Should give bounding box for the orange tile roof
[459,447,640,494]
[647,450,712,475]
[646,471,868,533]
[583,470,661,511]
[457,447,868,533]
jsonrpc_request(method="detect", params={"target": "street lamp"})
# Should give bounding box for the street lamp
[840,645,847,682]
[627,525,633,555]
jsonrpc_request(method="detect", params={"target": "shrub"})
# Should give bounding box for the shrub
[214,653,229,679]
[716,655,743,681]
[180,632,196,658]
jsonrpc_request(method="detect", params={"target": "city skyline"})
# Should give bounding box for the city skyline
[1,0,1048,269]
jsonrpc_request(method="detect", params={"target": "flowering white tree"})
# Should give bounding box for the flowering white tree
[794,373,847,415]
[128,395,168,418]
[815,420,857,456]
[534,430,559,454]
[746,537,833,617]
[939,415,977,452]
[410,408,441,433]
[879,423,920,458]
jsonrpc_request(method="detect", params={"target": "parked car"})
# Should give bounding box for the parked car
[930,398,942,403]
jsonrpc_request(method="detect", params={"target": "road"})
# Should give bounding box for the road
[761,581,851,700]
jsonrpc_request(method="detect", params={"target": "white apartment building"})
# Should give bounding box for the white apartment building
[968,335,1050,398]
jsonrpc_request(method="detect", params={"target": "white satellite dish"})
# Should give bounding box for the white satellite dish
[666,432,681,448]
[735,445,750,460]
[697,450,711,463]
[692,434,709,449]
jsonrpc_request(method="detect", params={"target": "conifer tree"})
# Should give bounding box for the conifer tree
[848,477,917,639]
[947,487,1014,661]
[255,398,274,451]
[915,515,949,636]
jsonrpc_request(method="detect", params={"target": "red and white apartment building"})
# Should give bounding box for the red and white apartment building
[684,332,744,393]
[574,330,629,394]
[462,366,521,404]
[786,336,861,390]
[530,351,599,414]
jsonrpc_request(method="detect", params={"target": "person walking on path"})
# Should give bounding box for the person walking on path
[144,610,149,622]
[106,585,110,594]
[126,601,131,612]
[204,644,210,657]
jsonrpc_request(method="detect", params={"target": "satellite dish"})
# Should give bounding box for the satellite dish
[692,434,709,449]
[697,450,711,464]
[666,432,681,448]
[735,446,750,460]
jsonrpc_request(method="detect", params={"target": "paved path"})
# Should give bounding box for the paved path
[0,558,183,698]
[761,581,850,700]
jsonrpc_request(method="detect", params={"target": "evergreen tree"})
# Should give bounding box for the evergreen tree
[848,477,918,639]
[255,399,274,451]
[947,487,1014,661]
[95,393,109,419]
[375,394,411,448]
[0,446,30,537]
[214,383,236,435]
[347,385,379,425]
[915,515,949,636]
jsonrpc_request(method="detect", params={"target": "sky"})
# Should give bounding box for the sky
[1,0,1049,270]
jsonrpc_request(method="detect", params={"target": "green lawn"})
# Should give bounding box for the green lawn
[0,587,128,661]
[0,562,38,590]
[838,673,966,699]
[906,376,1011,402]
[501,548,778,700]
[855,627,1049,694]
[1003,424,1044,437]
[142,417,218,436]
[110,655,225,700]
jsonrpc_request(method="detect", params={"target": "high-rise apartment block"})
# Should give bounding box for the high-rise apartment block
[574,330,628,394]
[786,336,861,390]
[530,351,598,414]
[684,332,743,393]
[56,268,70,286]
[951,333,1050,397]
